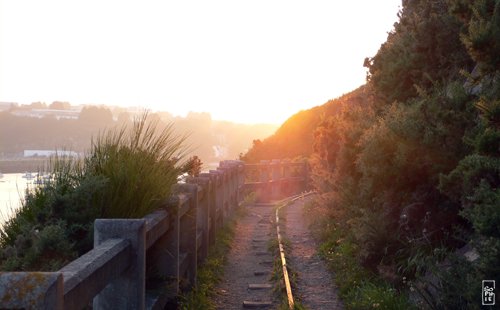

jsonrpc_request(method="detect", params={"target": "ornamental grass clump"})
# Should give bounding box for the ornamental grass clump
[85,113,188,218]
[0,113,189,271]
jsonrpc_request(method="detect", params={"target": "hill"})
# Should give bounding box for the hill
[240,86,369,163]
[0,108,277,172]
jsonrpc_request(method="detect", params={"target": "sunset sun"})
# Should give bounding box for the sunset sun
[0,0,400,124]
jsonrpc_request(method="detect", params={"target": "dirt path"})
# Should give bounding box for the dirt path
[283,197,343,309]
[214,203,279,309]
[213,198,343,309]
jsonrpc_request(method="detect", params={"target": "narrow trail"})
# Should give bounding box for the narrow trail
[214,203,278,309]
[213,197,342,309]
[283,197,343,309]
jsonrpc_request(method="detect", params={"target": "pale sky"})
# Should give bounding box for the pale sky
[0,0,401,124]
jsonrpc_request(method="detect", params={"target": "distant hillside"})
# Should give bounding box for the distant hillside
[0,109,277,172]
[241,86,369,162]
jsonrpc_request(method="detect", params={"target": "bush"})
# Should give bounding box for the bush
[84,113,187,218]
[0,113,189,271]
[345,281,415,310]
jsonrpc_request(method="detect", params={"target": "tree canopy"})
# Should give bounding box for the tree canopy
[242,0,500,306]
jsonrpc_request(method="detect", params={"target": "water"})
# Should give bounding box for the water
[0,173,32,228]
[0,162,222,228]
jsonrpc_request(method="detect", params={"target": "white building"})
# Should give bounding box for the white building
[23,150,79,157]
[12,108,81,120]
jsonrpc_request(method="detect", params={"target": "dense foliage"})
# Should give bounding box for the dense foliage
[314,0,500,307]
[244,0,500,307]
[240,99,342,163]
[0,114,192,271]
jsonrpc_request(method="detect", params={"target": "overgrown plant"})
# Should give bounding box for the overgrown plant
[0,113,190,271]
[84,113,188,218]
[306,199,416,310]
[178,193,254,309]
[178,218,236,310]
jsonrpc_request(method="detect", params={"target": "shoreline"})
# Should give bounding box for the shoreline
[0,158,51,173]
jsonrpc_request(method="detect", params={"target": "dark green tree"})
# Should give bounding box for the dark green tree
[365,0,473,104]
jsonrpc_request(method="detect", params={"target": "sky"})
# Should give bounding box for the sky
[0,0,401,124]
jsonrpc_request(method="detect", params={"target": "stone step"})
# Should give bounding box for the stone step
[248,283,273,290]
[243,300,273,308]
[259,260,273,266]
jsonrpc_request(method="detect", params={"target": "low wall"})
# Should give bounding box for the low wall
[243,159,309,202]
[0,159,308,309]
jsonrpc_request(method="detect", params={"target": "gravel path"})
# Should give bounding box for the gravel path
[214,203,278,309]
[284,197,343,309]
[213,198,343,309]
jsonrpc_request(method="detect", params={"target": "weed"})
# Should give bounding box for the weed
[318,227,416,309]
[178,194,254,309]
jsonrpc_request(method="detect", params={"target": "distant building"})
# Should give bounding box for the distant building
[23,150,79,157]
[12,108,81,120]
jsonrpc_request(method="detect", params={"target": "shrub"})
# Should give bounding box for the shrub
[84,113,187,218]
[0,113,189,271]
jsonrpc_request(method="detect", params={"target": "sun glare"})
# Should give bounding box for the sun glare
[0,0,401,124]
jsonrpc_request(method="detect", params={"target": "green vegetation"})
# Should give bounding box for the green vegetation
[177,217,235,310]
[178,193,254,309]
[0,114,191,271]
[307,204,416,309]
[244,0,500,307]
[270,203,308,310]
[240,101,342,163]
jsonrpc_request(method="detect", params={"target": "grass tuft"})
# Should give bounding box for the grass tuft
[306,199,416,310]
[0,112,188,271]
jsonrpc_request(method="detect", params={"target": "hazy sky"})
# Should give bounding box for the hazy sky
[0,0,401,124]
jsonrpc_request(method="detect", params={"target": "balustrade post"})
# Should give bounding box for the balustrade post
[271,159,281,200]
[237,160,245,204]
[233,161,243,205]
[222,160,238,210]
[229,163,237,209]
[259,160,270,202]
[93,219,146,310]
[146,200,181,296]
[201,172,217,246]
[175,183,199,289]
[220,162,233,212]
[188,176,211,264]
[210,169,224,230]
[259,160,269,183]
[282,159,291,197]
[217,166,230,220]
[235,161,241,203]
[303,160,309,191]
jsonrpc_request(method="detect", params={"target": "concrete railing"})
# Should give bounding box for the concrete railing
[0,159,308,309]
[243,159,309,202]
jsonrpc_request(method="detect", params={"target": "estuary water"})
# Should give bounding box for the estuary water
[0,162,222,228]
[0,173,31,228]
